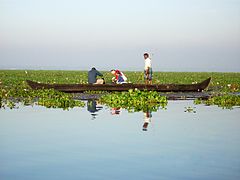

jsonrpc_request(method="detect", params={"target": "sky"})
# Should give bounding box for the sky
[0,0,240,72]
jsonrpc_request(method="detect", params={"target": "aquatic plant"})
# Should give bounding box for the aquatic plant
[99,89,167,112]
[194,95,240,109]
[36,89,85,109]
[0,70,240,109]
[84,90,108,94]
[0,83,85,110]
[0,70,240,92]
[184,106,196,113]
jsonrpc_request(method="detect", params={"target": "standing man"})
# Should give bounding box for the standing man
[144,53,152,85]
[142,110,152,131]
[88,67,104,84]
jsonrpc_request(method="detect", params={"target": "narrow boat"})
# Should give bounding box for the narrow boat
[26,78,211,92]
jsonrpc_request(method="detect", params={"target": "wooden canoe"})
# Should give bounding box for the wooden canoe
[26,78,211,92]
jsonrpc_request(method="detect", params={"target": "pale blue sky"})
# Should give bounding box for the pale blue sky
[0,0,240,71]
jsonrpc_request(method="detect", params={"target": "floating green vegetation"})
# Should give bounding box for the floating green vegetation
[184,106,197,113]
[36,89,85,109]
[0,70,240,110]
[84,90,108,94]
[99,89,168,112]
[194,95,240,109]
[0,83,85,110]
[1,70,240,92]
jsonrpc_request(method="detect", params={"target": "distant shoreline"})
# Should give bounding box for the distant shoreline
[0,69,240,73]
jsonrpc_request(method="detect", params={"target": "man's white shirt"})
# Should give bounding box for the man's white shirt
[145,58,152,70]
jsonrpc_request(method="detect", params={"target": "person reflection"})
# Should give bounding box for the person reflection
[142,110,152,131]
[111,107,121,115]
[87,100,103,120]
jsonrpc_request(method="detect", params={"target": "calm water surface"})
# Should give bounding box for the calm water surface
[0,101,240,180]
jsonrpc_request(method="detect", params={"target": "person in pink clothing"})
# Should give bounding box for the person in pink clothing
[110,69,127,84]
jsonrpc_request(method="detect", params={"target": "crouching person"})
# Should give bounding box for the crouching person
[88,67,105,84]
[110,69,127,84]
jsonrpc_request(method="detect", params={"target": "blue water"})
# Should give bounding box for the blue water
[0,101,240,180]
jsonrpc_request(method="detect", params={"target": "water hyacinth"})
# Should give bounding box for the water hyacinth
[0,85,85,110]
[184,106,196,113]
[0,70,240,109]
[99,89,167,112]
[37,89,85,109]
[1,70,240,92]
[194,95,240,109]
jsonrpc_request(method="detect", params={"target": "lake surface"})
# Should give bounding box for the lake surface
[0,101,240,180]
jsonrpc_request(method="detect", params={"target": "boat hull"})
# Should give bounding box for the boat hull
[26,78,211,93]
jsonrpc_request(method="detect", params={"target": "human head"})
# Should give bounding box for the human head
[116,71,121,75]
[110,69,116,75]
[143,53,149,59]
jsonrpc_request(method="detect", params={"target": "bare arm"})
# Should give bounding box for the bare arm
[96,70,103,77]
[146,67,150,75]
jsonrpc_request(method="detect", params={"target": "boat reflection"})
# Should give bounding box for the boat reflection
[87,100,103,120]
[142,110,152,131]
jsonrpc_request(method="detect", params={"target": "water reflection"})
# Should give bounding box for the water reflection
[86,100,157,132]
[142,110,152,131]
[111,107,121,115]
[87,100,103,119]
[107,106,154,131]
[1,101,240,180]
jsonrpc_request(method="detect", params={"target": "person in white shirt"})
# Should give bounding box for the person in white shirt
[143,53,152,85]
[142,110,152,131]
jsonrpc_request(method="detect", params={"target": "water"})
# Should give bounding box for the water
[0,101,240,180]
